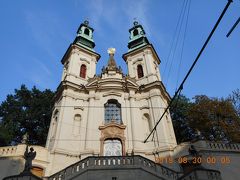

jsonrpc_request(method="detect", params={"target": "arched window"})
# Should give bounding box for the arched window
[80,64,87,78]
[104,139,122,156]
[137,64,144,78]
[133,29,139,36]
[104,99,122,124]
[84,28,90,36]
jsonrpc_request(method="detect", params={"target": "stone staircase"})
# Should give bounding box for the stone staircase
[48,155,180,180]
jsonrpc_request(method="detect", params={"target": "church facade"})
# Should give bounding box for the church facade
[45,20,177,175]
[1,21,240,180]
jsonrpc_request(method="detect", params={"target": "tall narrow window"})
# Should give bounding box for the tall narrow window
[84,28,90,36]
[137,64,144,78]
[104,99,122,124]
[80,64,86,78]
[133,29,139,36]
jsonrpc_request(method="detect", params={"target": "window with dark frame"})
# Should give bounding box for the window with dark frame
[84,28,90,36]
[80,64,86,78]
[104,99,122,124]
[133,29,139,36]
[137,64,144,78]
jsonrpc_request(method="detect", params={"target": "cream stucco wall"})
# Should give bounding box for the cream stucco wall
[42,43,178,175]
[0,144,48,179]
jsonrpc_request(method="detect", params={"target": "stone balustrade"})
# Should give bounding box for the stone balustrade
[48,155,179,180]
[207,142,240,151]
[0,146,17,156]
[176,141,240,154]
[0,144,48,169]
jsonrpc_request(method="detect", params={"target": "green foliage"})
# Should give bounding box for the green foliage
[228,89,240,117]
[171,93,240,144]
[170,95,196,143]
[188,95,240,143]
[0,85,55,146]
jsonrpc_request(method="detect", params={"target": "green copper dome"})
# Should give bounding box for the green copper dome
[127,21,149,52]
[74,20,95,52]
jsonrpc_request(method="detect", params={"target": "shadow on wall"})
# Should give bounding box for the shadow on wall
[1,156,44,180]
[0,157,24,180]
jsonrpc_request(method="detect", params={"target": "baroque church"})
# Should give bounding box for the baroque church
[1,21,240,180]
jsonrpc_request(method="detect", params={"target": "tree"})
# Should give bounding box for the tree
[228,89,240,117]
[171,94,240,144]
[0,85,55,146]
[170,95,196,143]
[188,95,240,143]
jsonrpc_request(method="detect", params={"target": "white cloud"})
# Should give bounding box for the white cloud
[33,58,52,76]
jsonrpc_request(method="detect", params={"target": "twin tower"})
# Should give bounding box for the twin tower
[45,20,177,175]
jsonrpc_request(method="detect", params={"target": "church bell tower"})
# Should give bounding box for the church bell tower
[123,21,161,85]
[46,20,100,157]
[61,20,100,85]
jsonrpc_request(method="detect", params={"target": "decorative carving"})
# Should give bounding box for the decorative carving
[99,122,126,156]
[139,106,150,110]
[132,58,143,65]
[80,58,90,64]
[74,106,84,111]
[102,92,122,97]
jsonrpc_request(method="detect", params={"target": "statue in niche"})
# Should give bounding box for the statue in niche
[23,145,36,173]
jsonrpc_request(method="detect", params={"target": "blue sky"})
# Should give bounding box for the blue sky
[0,0,239,103]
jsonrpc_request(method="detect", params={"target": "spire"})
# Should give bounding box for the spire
[102,48,122,74]
[74,20,96,51]
[107,48,117,69]
[127,21,149,52]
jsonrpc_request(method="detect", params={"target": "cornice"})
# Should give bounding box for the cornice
[122,44,161,64]
[54,81,88,102]
[61,44,101,65]
[137,81,171,102]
